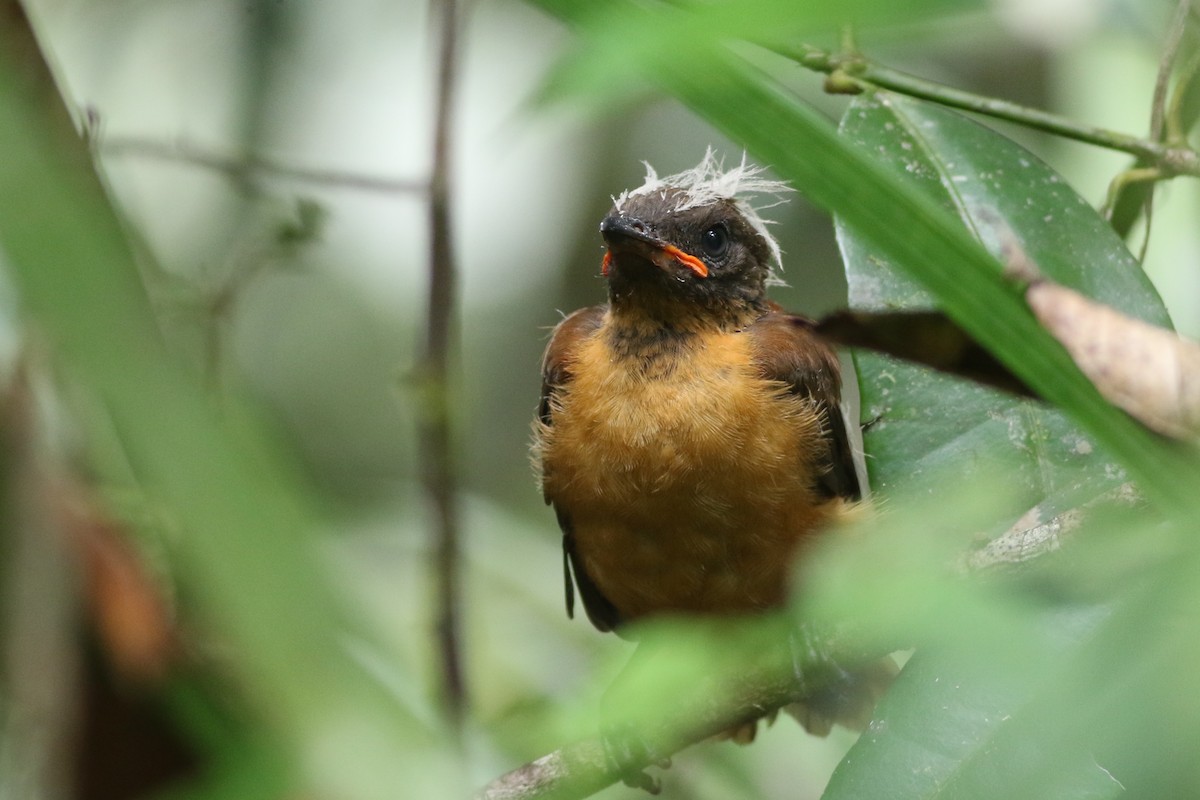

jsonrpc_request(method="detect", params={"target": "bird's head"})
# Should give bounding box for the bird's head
[599,151,790,330]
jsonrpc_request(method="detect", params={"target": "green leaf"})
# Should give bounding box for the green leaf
[837,93,1168,322]
[801,480,1178,800]
[820,96,1189,799]
[831,524,1200,798]
[836,92,1172,519]
[823,607,1123,800]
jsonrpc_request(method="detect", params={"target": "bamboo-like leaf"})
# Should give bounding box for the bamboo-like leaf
[535,0,978,107]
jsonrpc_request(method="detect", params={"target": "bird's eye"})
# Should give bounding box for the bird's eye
[700,224,729,259]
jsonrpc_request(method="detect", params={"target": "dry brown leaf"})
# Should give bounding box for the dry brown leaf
[1022,279,1200,440]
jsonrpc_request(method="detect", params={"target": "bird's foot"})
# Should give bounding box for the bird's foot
[601,722,671,794]
[787,622,852,687]
[785,622,896,735]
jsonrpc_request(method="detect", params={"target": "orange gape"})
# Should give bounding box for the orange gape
[532,154,889,739]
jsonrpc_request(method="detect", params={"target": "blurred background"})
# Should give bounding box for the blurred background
[6,0,1198,797]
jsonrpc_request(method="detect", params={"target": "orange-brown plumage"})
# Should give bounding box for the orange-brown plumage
[537,305,852,625]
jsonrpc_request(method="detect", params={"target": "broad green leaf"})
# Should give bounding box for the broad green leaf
[658,54,1199,512]
[803,478,1175,800]
[977,565,1200,798]
[838,95,1169,325]
[823,607,1122,800]
[836,92,1172,521]
[819,94,1180,800]
[815,514,1200,799]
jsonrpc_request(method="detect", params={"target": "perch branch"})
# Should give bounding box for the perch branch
[474,631,855,800]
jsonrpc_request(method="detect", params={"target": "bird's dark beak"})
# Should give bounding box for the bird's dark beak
[599,215,708,279]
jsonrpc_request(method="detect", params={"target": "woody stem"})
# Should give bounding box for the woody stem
[771,43,1200,179]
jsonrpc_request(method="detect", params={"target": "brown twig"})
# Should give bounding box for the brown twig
[474,695,794,800]
[100,136,426,195]
[422,0,467,727]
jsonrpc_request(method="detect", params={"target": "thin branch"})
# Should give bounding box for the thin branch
[474,630,848,800]
[421,0,467,727]
[100,136,427,195]
[772,44,1200,179]
[474,682,801,800]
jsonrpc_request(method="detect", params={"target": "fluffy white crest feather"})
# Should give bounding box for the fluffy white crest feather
[613,148,793,283]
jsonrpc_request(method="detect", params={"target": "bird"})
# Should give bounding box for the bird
[532,151,891,744]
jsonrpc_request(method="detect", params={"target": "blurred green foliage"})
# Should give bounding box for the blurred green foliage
[0,0,1198,799]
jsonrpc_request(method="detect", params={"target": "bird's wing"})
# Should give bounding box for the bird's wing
[748,310,862,501]
[537,305,623,632]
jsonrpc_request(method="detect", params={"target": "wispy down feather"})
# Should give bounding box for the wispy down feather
[613,148,793,283]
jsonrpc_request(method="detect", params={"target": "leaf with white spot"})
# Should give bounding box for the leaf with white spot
[836,92,1171,521]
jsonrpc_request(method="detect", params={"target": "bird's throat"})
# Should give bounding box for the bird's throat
[607,288,764,345]
[602,301,764,375]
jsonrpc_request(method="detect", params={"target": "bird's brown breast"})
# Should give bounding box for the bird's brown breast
[538,313,843,621]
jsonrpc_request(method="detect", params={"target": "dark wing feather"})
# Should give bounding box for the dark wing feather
[815,309,1034,399]
[748,310,862,501]
[538,306,604,425]
[558,506,622,632]
[538,306,623,631]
